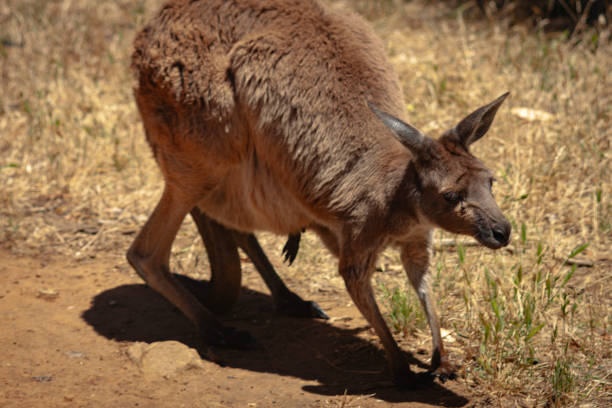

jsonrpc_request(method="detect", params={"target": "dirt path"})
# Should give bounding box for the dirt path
[0,250,471,407]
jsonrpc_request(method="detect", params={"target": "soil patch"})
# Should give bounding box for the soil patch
[0,250,470,407]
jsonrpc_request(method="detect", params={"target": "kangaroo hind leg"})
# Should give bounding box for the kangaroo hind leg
[127,187,255,349]
[190,207,242,314]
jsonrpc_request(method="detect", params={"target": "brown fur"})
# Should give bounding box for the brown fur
[128,0,511,387]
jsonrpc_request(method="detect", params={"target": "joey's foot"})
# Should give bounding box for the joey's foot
[276,291,329,320]
[429,360,457,383]
[202,326,261,350]
[281,232,301,265]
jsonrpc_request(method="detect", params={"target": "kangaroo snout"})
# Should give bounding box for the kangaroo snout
[492,220,512,247]
[478,218,511,249]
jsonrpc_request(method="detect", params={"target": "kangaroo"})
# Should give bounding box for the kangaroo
[128,0,511,387]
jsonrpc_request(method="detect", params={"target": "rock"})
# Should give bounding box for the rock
[64,350,85,358]
[127,341,204,379]
[37,288,59,301]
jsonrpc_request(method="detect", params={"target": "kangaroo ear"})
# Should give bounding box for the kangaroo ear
[453,92,509,147]
[368,101,428,154]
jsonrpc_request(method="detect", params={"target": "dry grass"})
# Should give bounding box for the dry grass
[0,0,610,406]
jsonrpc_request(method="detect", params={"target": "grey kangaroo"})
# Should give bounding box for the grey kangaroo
[128,0,511,387]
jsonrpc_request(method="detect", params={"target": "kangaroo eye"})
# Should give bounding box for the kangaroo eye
[489,178,496,191]
[443,191,460,204]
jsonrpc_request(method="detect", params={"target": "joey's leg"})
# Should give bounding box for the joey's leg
[281,231,302,265]
[190,207,242,314]
[126,187,254,349]
[400,238,456,381]
[231,231,328,320]
[339,253,424,388]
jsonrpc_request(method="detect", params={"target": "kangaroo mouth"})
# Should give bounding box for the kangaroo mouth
[472,212,511,249]
[475,224,511,249]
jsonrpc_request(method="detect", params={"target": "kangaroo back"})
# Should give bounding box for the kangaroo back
[131,0,406,234]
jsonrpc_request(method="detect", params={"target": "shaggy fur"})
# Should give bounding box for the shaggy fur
[132,0,405,236]
[128,0,511,387]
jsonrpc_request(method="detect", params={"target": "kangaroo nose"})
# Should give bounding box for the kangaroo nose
[492,222,511,246]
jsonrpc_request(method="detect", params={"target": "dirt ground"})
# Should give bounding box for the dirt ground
[0,249,473,408]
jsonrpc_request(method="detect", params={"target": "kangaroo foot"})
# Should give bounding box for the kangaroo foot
[429,358,457,382]
[281,232,302,265]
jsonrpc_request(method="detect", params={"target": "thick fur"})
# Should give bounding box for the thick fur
[129,0,511,387]
[132,0,407,236]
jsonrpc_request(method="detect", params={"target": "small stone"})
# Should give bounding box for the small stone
[127,342,145,365]
[127,341,204,379]
[64,350,85,358]
[37,289,59,301]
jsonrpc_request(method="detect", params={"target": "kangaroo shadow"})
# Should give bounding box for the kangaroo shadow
[82,275,468,406]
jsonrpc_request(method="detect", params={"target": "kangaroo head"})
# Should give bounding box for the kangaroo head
[370,93,511,249]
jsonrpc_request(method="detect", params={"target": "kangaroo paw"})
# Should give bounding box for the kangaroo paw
[429,360,457,382]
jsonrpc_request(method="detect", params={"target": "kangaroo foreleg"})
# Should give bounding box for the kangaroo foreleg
[401,238,456,381]
[339,251,424,388]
